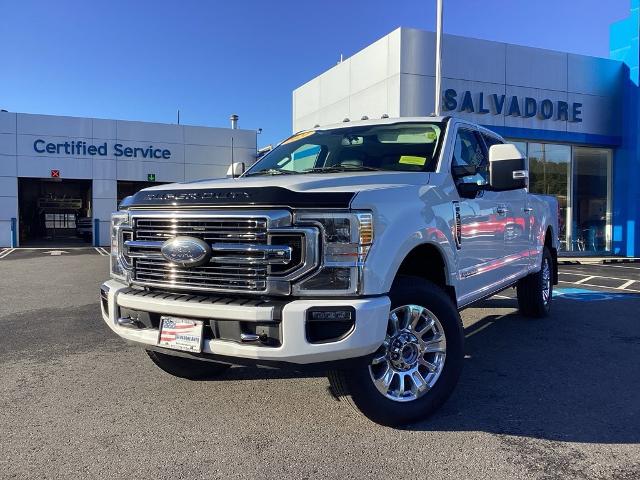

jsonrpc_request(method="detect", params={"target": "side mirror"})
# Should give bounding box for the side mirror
[489,144,528,191]
[226,162,245,178]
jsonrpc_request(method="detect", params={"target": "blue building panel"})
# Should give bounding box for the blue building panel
[610,1,640,256]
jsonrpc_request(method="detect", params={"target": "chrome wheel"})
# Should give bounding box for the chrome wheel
[541,257,551,306]
[369,305,447,402]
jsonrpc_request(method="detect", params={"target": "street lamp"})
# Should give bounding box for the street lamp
[434,0,444,116]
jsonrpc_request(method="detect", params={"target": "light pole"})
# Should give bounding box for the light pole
[434,0,444,116]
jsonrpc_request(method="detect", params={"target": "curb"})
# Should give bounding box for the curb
[559,258,640,265]
[602,258,640,264]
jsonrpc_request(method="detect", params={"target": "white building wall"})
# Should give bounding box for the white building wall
[0,112,18,247]
[0,111,257,247]
[292,28,625,138]
[293,29,403,132]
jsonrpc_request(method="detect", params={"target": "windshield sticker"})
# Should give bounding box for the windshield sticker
[399,155,427,166]
[282,130,315,145]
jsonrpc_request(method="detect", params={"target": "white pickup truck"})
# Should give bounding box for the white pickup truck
[101,116,558,426]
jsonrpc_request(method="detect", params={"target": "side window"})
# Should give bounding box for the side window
[482,134,503,151]
[452,129,488,185]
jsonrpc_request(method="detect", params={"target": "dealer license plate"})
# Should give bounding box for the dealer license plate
[158,316,204,353]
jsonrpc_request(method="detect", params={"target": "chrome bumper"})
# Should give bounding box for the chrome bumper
[100,280,390,364]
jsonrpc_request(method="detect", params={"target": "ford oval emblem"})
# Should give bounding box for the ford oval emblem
[161,236,211,267]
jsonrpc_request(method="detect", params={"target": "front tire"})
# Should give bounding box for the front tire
[517,247,553,318]
[146,350,231,380]
[328,276,464,427]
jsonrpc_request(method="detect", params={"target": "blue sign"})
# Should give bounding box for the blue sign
[33,139,171,159]
[442,89,582,123]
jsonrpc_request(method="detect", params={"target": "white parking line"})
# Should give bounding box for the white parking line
[617,280,636,290]
[94,247,109,256]
[465,321,495,338]
[0,248,15,259]
[560,271,636,283]
[574,275,596,284]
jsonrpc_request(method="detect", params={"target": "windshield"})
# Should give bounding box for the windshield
[245,122,444,176]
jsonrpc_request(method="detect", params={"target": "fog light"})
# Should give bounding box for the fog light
[306,307,356,344]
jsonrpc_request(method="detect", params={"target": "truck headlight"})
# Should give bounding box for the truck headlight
[110,211,131,281]
[293,211,373,295]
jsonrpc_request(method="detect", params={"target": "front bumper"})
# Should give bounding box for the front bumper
[100,280,390,364]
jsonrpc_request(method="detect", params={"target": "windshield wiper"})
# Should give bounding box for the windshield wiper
[302,165,384,173]
[244,168,298,176]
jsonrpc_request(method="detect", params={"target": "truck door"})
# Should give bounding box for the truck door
[451,127,508,303]
[480,134,530,280]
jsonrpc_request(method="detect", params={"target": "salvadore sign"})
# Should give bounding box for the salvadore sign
[442,89,583,123]
[33,139,172,159]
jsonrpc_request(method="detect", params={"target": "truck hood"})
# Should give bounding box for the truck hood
[127,172,431,209]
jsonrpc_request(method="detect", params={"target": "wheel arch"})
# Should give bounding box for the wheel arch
[391,242,457,306]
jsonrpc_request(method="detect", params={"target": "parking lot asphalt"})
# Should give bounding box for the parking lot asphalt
[1,250,639,479]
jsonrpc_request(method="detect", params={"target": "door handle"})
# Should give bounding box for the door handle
[523,207,534,214]
[496,205,508,216]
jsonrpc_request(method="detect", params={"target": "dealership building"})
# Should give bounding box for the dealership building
[293,4,640,257]
[2,3,640,256]
[0,113,257,247]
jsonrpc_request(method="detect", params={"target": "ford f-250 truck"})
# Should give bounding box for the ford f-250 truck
[101,116,558,426]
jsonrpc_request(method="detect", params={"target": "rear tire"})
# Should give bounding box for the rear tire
[517,247,553,318]
[146,350,231,380]
[328,276,464,427]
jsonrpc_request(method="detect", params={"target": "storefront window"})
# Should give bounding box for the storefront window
[527,143,571,251]
[572,148,611,253]
[504,139,612,255]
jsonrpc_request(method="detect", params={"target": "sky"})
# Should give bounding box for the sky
[0,0,631,147]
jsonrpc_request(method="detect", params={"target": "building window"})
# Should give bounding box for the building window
[505,139,612,254]
[527,143,571,251]
[572,148,612,253]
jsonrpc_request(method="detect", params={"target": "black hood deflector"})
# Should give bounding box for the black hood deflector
[127,186,356,209]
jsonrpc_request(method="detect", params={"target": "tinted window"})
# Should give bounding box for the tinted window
[482,134,503,150]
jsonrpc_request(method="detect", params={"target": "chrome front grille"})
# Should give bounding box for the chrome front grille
[134,257,268,291]
[134,218,268,244]
[121,210,319,295]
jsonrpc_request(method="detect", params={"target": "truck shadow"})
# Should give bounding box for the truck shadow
[210,290,640,443]
[412,291,640,443]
